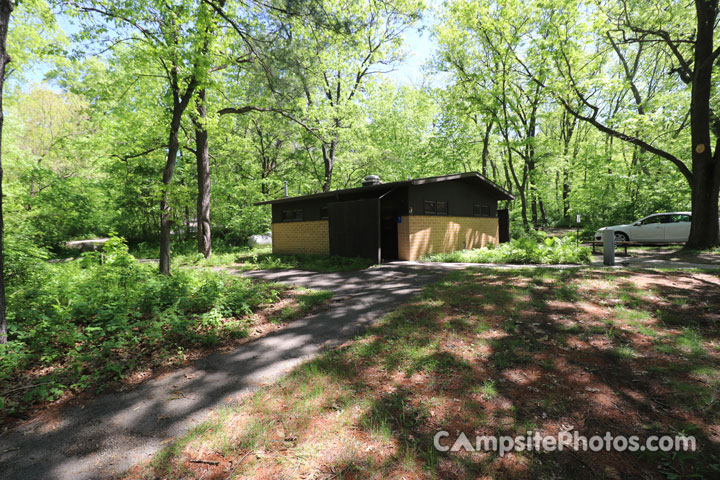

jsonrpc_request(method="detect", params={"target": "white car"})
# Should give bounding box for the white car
[594,212,692,243]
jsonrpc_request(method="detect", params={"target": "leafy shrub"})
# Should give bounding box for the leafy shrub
[4,227,50,284]
[0,236,284,415]
[422,236,592,265]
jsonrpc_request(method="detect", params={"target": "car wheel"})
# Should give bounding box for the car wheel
[614,232,629,242]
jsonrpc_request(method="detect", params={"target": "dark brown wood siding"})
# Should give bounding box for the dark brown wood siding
[328,199,380,261]
[271,198,327,223]
[407,180,499,217]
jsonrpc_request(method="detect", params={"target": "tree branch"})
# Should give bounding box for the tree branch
[218,106,324,141]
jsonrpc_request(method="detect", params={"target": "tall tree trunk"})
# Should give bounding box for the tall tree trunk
[0,0,11,345]
[562,169,571,221]
[687,0,720,249]
[560,111,576,223]
[159,105,184,275]
[195,89,211,258]
[530,194,538,227]
[526,84,540,228]
[539,199,548,225]
[321,139,336,192]
[505,144,529,230]
[481,119,493,177]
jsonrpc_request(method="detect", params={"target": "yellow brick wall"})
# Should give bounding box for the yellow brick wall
[398,215,499,261]
[397,213,410,261]
[272,221,329,255]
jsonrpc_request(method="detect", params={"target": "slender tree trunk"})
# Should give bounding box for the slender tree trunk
[539,199,547,225]
[505,145,529,230]
[560,111,575,223]
[562,169,571,221]
[321,139,336,192]
[518,190,529,230]
[687,0,720,249]
[526,85,540,228]
[159,105,184,275]
[481,119,493,177]
[530,195,538,226]
[195,89,211,258]
[0,0,11,345]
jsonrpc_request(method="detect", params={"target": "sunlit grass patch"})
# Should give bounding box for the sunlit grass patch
[475,318,492,334]
[612,344,638,359]
[690,366,720,392]
[614,305,652,322]
[626,319,658,337]
[274,288,333,323]
[653,341,679,355]
[674,328,709,357]
[472,379,498,399]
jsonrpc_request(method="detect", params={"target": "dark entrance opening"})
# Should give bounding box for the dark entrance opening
[380,208,398,261]
[379,189,406,262]
[498,208,510,243]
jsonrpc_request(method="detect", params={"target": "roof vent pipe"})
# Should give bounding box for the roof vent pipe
[361,175,382,187]
[284,181,288,197]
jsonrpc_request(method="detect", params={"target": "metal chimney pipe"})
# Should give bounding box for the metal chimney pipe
[284,181,288,197]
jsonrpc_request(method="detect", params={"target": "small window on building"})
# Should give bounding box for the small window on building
[424,200,436,215]
[436,201,448,215]
[424,200,448,215]
[320,206,328,220]
[473,204,491,217]
[281,209,304,222]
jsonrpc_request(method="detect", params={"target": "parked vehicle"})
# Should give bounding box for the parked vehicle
[594,212,692,243]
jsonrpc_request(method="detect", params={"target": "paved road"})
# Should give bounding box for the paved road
[0,264,449,480]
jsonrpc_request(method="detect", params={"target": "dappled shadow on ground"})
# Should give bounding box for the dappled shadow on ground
[590,246,720,268]
[0,266,444,480]
[136,268,720,479]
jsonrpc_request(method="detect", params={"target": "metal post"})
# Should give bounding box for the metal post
[576,214,581,248]
[377,198,382,265]
[603,229,615,266]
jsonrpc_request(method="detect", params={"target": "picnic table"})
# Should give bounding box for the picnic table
[584,241,685,255]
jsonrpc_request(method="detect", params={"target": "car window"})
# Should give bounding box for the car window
[659,215,674,224]
[670,214,691,223]
[640,216,662,225]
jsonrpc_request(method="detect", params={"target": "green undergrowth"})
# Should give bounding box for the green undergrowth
[175,247,375,273]
[423,236,592,265]
[129,239,375,272]
[0,237,301,417]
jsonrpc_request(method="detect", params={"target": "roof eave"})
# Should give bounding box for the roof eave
[254,171,515,205]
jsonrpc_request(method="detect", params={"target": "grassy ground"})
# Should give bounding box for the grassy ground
[130,242,376,272]
[177,247,376,272]
[622,247,720,265]
[124,268,720,480]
